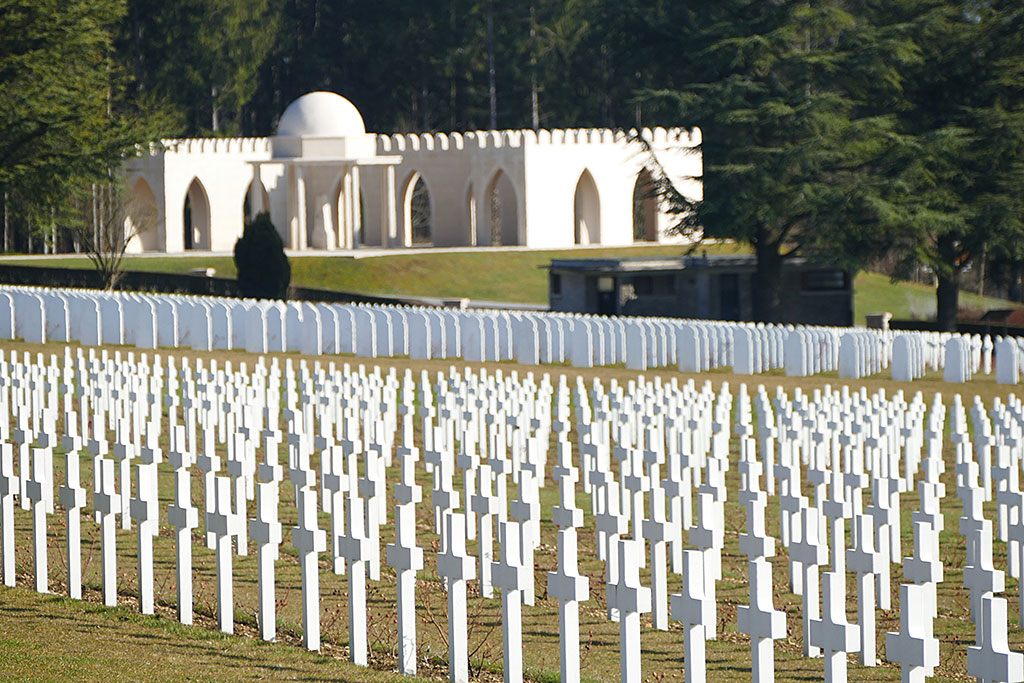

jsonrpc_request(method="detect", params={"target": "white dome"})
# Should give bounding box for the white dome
[276,91,366,138]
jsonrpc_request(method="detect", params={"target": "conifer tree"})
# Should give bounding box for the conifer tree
[638,0,915,322]
[234,212,290,300]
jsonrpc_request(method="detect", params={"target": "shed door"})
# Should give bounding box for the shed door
[719,273,740,321]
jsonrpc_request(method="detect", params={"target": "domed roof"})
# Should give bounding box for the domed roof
[276,91,366,138]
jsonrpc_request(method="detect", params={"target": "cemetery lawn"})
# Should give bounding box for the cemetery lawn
[0,584,425,682]
[3,338,1024,682]
[2,245,1019,319]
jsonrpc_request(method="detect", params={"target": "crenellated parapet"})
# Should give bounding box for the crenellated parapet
[141,137,273,156]
[136,126,699,158]
[376,126,699,154]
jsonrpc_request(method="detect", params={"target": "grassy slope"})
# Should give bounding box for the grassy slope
[3,246,1019,320]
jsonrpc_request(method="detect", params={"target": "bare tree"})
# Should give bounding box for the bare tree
[71,180,156,290]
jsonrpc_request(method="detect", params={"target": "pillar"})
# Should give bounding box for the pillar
[351,165,361,248]
[339,166,352,249]
[320,194,336,250]
[295,166,307,250]
[383,165,397,248]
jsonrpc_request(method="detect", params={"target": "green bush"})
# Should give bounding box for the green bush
[233,212,290,300]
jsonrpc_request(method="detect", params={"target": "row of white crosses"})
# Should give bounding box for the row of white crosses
[4,283,1022,384]
[4,346,1024,681]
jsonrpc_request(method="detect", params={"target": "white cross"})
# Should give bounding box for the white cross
[491,521,529,683]
[386,444,423,676]
[94,457,121,607]
[610,538,651,683]
[844,513,883,667]
[967,596,1024,683]
[206,475,242,634]
[546,525,589,683]
[809,571,859,683]
[249,477,282,642]
[59,430,86,599]
[436,512,476,683]
[293,483,327,651]
[885,582,939,683]
[129,455,160,614]
[737,556,786,683]
[963,518,1005,642]
[670,549,712,683]
[338,490,372,667]
[790,504,828,657]
[25,447,50,594]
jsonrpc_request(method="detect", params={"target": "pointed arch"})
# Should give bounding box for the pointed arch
[485,169,520,246]
[243,177,270,223]
[183,177,211,250]
[633,168,659,242]
[573,169,601,245]
[127,177,161,251]
[401,171,433,246]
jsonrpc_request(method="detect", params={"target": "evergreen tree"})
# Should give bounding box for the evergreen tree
[234,212,290,300]
[0,0,169,253]
[638,1,915,322]
[121,0,280,135]
[879,0,1024,330]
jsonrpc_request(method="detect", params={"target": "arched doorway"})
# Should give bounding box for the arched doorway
[402,172,433,245]
[632,168,658,242]
[127,178,161,251]
[183,178,211,250]
[573,170,600,245]
[486,170,519,246]
[243,178,270,223]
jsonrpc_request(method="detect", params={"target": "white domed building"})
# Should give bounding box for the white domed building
[124,91,702,253]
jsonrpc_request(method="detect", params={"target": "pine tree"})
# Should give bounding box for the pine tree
[638,1,915,322]
[234,212,290,300]
[879,0,1024,330]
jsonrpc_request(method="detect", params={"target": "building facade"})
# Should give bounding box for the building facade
[548,255,854,326]
[123,91,702,254]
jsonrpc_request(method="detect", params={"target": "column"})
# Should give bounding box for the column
[383,165,397,248]
[295,165,307,250]
[339,165,352,250]
[290,164,299,248]
[351,165,361,248]
[344,166,354,250]
[319,194,336,250]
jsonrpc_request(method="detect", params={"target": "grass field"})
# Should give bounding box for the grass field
[0,338,1021,681]
[4,245,1015,323]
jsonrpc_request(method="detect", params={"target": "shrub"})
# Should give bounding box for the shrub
[234,212,290,300]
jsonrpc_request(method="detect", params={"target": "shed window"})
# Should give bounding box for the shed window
[632,275,675,296]
[550,273,562,296]
[801,270,848,291]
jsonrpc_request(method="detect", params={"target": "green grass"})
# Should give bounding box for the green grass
[0,244,737,304]
[852,270,1015,323]
[0,586,426,682]
[1,338,1024,681]
[3,245,1020,321]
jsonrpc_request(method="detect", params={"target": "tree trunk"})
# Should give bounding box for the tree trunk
[131,3,145,92]
[936,270,960,332]
[2,191,8,253]
[486,0,497,130]
[752,239,783,323]
[529,4,539,131]
[211,86,220,133]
